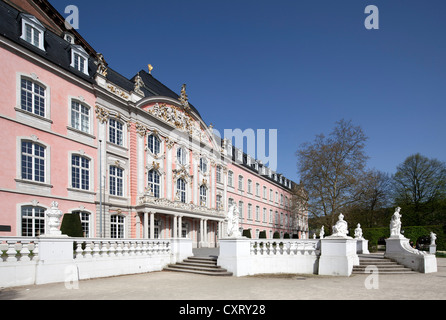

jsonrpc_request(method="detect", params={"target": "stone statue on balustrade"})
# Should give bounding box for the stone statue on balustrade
[319,226,325,239]
[331,213,349,238]
[44,201,65,237]
[354,223,364,239]
[430,232,437,246]
[390,207,403,238]
[226,204,242,238]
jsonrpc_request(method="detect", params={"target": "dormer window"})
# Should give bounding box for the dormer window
[70,45,89,75]
[64,32,75,44]
[20,14,45,51]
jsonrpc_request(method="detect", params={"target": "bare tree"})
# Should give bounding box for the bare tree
[296,119,368,231]
[393,153,446,224]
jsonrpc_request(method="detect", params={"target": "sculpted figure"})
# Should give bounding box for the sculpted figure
[319,226,325,239]
[226,204,241,238]
[354,223,364,239]
[430,232,437,246]
[390,207,402,237]
[331,213,348,237]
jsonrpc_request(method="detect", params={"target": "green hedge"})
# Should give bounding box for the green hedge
[362,225,445,252]
[60,213,84,237]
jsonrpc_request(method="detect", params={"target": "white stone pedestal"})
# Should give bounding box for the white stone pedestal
[35,236,77,285]
[217,237,250,277]
[356,238,370,254]
[385,236,437,273]
[170,238,193,264]
[318,237,359,276]
[429,245,436,255]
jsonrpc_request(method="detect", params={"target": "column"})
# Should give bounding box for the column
[144,211,149,239]
[150,212,155,239]
[178,215,183,238]
[173,215,178,239]
[199,219,204,247]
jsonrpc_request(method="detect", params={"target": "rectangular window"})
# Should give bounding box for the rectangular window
[256,206,260,221]
[71,101,90,133]
[111,215,125,238]
[71,155,90,190]
[216,166,222,183]
[21,141,45,182]
[24,24,41,47]
[109,119,124,146]
[216,194,222,210]
[238,175,243,191]
[73,52,86,73]
[21,79,45,117]
[21,206,45,237]
[248,203,252,220]
[110,166,123,196]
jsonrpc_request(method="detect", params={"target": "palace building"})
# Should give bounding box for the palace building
[0,0,308,247]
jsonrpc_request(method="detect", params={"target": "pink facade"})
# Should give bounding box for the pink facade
[0,0,308,244]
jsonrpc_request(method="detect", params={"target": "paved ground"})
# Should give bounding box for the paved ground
[1,255,445,300]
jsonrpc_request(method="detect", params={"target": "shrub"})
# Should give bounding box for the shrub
[60,213,84,237]
[242,229,252,238]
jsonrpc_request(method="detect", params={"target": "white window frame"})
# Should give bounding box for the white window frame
[176,147,187,165]
[20,205,46,237]
[148,169,161,198]
[70,44,89,75]
[199,185,207,207]
[176,178,187,203]
[20,14,45,51]
[109,118,124,146]
[70,154,91,191]
[70,99,91,135]
[228,171,233,187]
[147,134,161,155]
[109,165,124,197]
[110,215,125,239]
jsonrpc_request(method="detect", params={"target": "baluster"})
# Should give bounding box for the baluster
[128,241,136,256]
[141,241,149,256]
[31,241,39,261]
[20,241,32,262]
[108,242,116,257]
[75,241,84,259]
[92,241,101,258]
[100,241,109,258]
[122,241,130,256]
[135,241,142,255]
[84,241,93,259]
[6,241,18,262]
[116,241,123,257]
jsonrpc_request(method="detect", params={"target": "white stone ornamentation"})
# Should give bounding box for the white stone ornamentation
[330,214,349,238]
[390,207,403,238]
[354,223,364,239]
[45,201,63,236]
[226,204,242,238]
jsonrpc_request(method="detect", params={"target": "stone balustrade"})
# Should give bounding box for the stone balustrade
[249,239,320,256]
[72,238,171,259]
[0,236,189,288]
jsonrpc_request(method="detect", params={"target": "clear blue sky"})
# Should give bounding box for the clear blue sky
[53,0,446,183]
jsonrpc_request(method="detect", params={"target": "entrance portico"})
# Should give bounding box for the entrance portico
[136,206,225,248]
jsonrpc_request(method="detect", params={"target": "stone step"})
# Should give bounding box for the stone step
[164,266,233,276]
[354,254,417,274]
[163,255,233,276]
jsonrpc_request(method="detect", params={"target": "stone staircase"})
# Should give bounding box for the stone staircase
[164,256,233,276]
[353,253,417,274]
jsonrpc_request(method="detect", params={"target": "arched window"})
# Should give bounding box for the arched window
[148,169,160,198]
[199,185,207,206]
[148,134,160,154]
[177,178,186,203]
